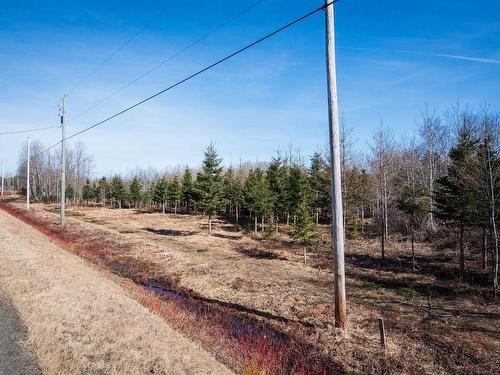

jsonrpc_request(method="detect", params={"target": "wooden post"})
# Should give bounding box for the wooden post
[324,0,346,328]
[378,317,386,348]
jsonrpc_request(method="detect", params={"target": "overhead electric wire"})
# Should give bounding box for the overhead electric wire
[0,125,60,135]
[6,1,174,139]
[69,0,265,123]
[66,1,175,95]
[37,0,337,157]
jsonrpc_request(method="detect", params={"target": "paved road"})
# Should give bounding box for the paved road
[0,293,41,375]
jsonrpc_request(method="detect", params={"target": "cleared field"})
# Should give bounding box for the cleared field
[2,201,499,374]
[0,208,233,375]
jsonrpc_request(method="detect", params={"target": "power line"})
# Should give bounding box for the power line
[4,2,174,139]
[0,125,60,135]
[9,3,175,148]
[69,0,265,123]
[39,1,337,157]
[66,0,175,95]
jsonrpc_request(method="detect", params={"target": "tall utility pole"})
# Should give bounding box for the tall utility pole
[324,0,346,328]
[27,137,30,210]
[1,160,4,199]
[60,95,67,226]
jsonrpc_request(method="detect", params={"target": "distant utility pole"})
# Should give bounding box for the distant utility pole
[27,137,30,210]
[1,160,4,199]
[60,95,67,226]
[324,0,347,328]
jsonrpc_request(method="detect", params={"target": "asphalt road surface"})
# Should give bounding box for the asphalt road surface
[0,293,41,375]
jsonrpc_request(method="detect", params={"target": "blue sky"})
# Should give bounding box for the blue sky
[0,0,499,176]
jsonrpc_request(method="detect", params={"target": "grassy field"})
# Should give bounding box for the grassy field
[2,200,498,374]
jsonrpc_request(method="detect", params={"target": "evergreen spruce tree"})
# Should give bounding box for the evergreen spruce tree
[167,176,182,214]
[111,175,127,209]
[287,163,310,225]
[181,167,195,213]
[142,182,152,207]
[129,176,143,208]
[266,155,287,232]
[66,184,75,206]
[291,199,317,264]
[194,143,225,235]
[398,183,426,269]
[223,166,244,223]
[98,177,109,206]
[309,152,330,224]
[435,129,479,280]
[244,167,272,234]
[153,179,168,213]
[82,179,94,205]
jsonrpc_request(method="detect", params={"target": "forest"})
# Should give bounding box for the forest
[6,103,499,297]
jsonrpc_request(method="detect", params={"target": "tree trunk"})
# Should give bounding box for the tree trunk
[315,210,319,225]
[459,225,465,282]
[162,201,165,214]
[208,213,212,236]
[361,204,365,235]
[236,205,239,224]
[411,220,415,270]
[482,226,488,271]
[491,211,498,299]
[429,156,435,231]
[254,216,258,234]
[487,150,498,298]
[261,216,265,232]
[383,172,389,238]
[174,202,178,215]
[286,212,290,226]
[381,210,385,261]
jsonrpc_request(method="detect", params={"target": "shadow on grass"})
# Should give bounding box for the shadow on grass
[142,227,197,237]
[234,246,285,260]
[212,232,242,240]
[346,253,491,287]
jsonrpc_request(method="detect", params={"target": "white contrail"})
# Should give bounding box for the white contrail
[340,46,500,65]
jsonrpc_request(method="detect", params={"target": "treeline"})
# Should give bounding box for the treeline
[77,145,332,236]
[14,141,93,204]
[14,104,499,296]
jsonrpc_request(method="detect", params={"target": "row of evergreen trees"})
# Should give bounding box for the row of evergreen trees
[79,144,330,237]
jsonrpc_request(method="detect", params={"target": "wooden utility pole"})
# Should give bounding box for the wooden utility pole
[27,137,30,210]
[324,0,347,328]
[60,95,67,226]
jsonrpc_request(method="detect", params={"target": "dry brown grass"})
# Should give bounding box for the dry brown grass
[3,201,499,374]
[0,207,233,375]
